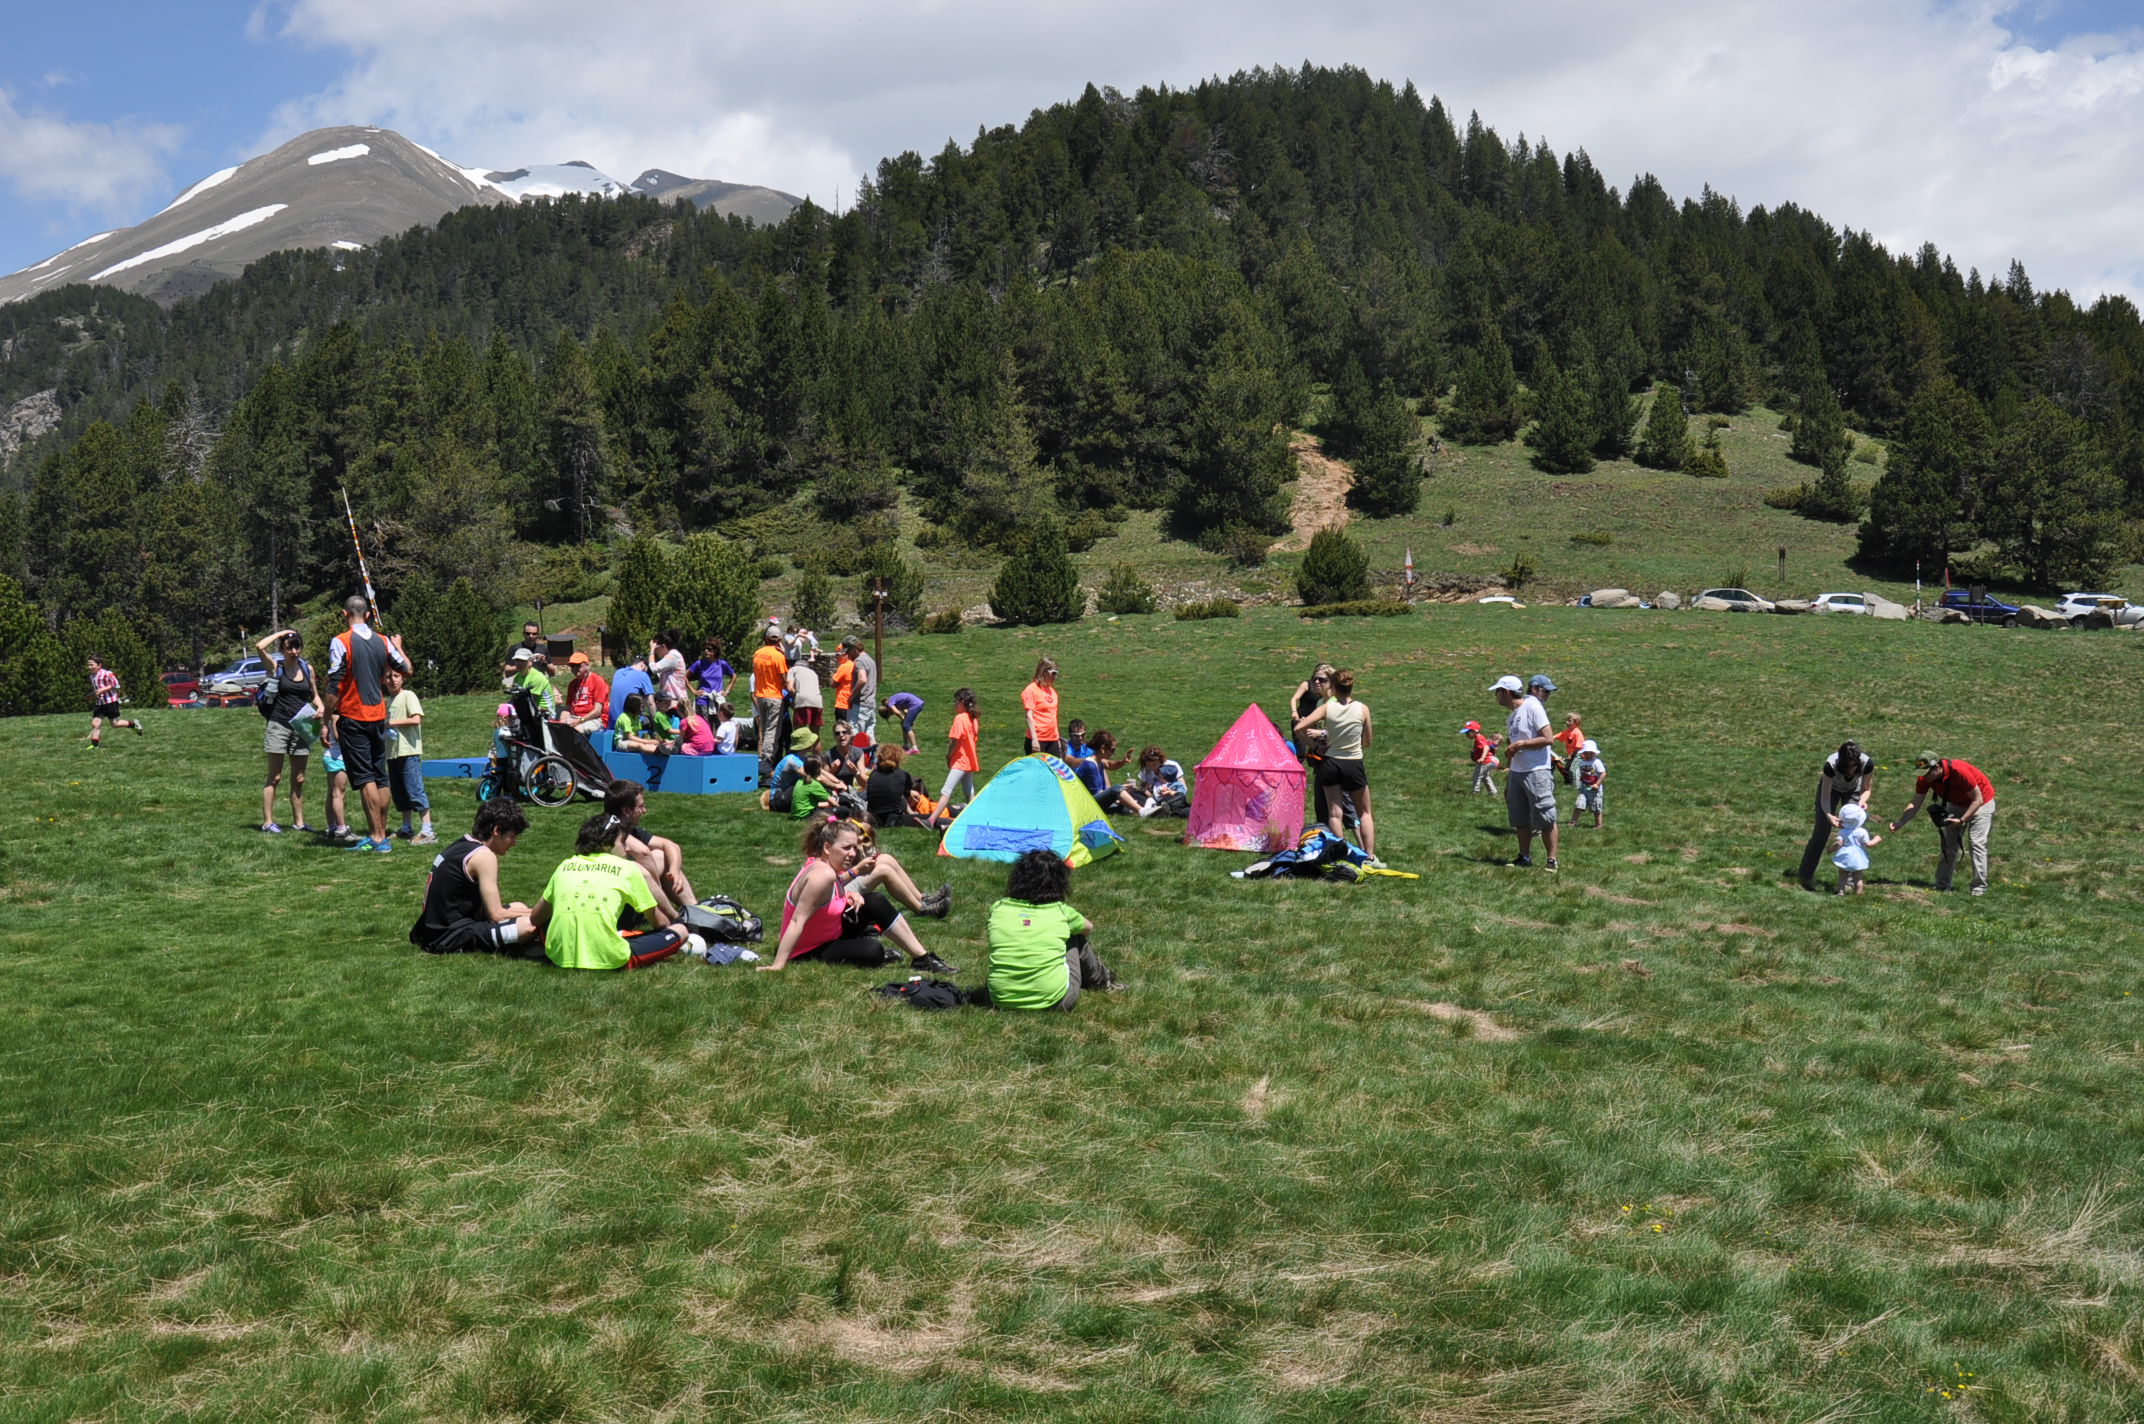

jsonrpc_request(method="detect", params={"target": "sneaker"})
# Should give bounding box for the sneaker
[133,721,144,736]
[371,839,392,853]
[1970,886,1985,896]
[261,822,284,834]
[1364,856,1388,870]
[1514,854,1533,868]
[397,826,414,840]
[345,837,379,851]
[411,830,438,846]
[1545,858,1559,873]
[918,884,952,918]
[912,952,957,975]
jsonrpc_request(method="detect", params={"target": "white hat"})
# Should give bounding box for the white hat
[1580,739,1599,755]
[1490,675,1524,694]
[509,648,534,662]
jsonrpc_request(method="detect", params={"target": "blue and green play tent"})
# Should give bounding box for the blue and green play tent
[938,754,1125,868]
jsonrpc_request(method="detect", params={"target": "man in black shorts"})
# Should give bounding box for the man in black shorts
[604,779,693,914]
[409,797,540,954]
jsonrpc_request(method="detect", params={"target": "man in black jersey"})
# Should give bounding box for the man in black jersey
[410,798,539,954]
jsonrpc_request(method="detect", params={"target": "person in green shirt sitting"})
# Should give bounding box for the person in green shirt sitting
[984,850,1117,1011]
[530,813,704,970]
[791,754,836,819]
[611,692,664,753]
[502,648,558,716]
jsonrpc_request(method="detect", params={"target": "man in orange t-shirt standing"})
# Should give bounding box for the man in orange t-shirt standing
[751,629,789,788]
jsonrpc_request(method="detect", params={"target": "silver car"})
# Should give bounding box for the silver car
[1810,592,1871,615]
[2054,592,2128,626]
[1696,587,1776,613]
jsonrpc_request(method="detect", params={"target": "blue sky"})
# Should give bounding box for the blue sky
[4,1,2142,302]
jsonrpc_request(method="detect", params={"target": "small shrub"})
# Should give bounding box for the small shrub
[1299,599,1415,618]
[1441,507,1457,528]
[1096,563,1157,616]
[1296,527,1370,605]
[1498,550,1538,592]
[1721,563,1751,590]
[1852,443,1881,465]
[921,607,966,635]
[1569,530,1613,546]
[1063,507,1115,553]
[791,567,837,629]
[1705,414,1732,431]
[1174,599,1241,621]
[989,519,1083,626]
[1777,412,1798,432]
[1198,522,1270,567]
[1764,485,1808,511]
[1684,441,1729,478]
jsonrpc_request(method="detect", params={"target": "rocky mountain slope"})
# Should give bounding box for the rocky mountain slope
[0,127,802,307]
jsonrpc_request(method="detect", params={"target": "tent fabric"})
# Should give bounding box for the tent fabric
[938,754,1125,868]
[1186,704,1305,853]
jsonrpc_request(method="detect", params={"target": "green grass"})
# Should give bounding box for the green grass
[4,607,2142,1421]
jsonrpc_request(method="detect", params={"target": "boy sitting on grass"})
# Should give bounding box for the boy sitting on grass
[983,849,1117,1011]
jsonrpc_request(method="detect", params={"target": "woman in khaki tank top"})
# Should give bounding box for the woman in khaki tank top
[1292,668,1376,861]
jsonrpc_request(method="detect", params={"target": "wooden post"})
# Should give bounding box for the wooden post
[871,578,886,677]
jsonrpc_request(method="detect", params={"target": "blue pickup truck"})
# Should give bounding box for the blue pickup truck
[1937,589,2022,626]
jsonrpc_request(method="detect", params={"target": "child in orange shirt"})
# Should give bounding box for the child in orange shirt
[1551,713,1584,785]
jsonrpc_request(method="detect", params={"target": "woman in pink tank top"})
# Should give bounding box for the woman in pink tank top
[762,819,954,972]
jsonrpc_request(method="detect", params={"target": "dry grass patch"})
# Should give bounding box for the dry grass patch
[1390,1000,1521,1042]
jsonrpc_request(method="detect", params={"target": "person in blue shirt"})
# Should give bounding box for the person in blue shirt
[608,655,655,726]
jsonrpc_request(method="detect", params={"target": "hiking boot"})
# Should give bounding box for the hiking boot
[912,952,957,975]
[1513,854,1533,869]
[918,884,952,918]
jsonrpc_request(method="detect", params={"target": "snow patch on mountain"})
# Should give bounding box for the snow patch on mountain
[408,140,502,195]
[160,166,238,215]
[331,241,364,250]
[308,144,370,166]
[484,162,628,201]
[92,206,289,280]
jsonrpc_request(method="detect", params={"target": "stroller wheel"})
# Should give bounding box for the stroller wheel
[526,754,577,808]
[476,773,501,803]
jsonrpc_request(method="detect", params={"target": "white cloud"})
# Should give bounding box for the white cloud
[255,0,2144,301]
[0,87,184,215]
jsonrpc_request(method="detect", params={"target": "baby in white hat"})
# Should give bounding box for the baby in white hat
[1573,738,1606,828]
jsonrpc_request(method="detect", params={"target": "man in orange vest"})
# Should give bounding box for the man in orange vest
[326,595,412,852]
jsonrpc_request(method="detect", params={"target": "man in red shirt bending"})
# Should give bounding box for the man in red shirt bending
[1889,751,1997,895]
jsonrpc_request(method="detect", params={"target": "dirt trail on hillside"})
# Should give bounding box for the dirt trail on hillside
[1270,433,1353,553]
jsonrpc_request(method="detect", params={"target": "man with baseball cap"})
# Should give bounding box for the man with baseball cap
[1493,674,1558,871]
[1890,751,1997,894]
[562,651,610,733]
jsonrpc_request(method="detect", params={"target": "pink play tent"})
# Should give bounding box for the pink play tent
[1184,704,1306,852]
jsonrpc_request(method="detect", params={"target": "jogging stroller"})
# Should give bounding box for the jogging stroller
[546,718,615,802]
[475,691,581,808]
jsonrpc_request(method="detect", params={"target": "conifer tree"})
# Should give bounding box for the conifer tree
[1347,382,1427,516]
[989,518,1083,625]
[1797,440,1861,521]
[854,546,927,631]
[0,575,74,716]
[1859,379,1991,568]
[1588,360,1639,460]
[1323,357,1375,458]
[1790,378,1852,471]
[1296,527,1371,606]
[1634,383,1694,470]
[1684,427,1730,479]
[1525,361,1595,473]
[1440,329,1520,444]
[608,536,674,652]
[540,333,608,544]
[670,533,759,655]
[1978,397,2124,588]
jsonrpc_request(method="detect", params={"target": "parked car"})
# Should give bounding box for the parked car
[1810,592,1871,615]
[162,670,201,704]
[1937,589,2022,627]
[201,655,270,695]
[2054,592,2129,625]
[1695,587,1776,613]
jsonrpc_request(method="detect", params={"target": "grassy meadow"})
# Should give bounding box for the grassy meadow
[4,606,2143,1422]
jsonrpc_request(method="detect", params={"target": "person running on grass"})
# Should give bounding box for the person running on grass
[1294,668,1377,860]
[408,797,540,954]
[531,813,705,970]
[325,595,412,853]
[758,817,953,972]
[84,656,145,747]
[255,629,326,833]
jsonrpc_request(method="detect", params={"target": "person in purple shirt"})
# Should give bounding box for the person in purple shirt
[687,637,732,713]
[882,691,925,752]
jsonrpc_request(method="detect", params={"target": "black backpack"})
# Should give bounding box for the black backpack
[680,895,764,944]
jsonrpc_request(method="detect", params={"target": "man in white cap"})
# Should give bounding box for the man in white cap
[1493,675,1558,871]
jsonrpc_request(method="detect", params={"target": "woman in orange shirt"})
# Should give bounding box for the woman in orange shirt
[1020,657,1061,756]
[931,687,981,829]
